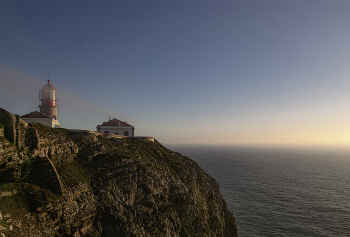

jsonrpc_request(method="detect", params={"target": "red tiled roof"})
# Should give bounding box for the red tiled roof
[99,118,133,127]
[21,111,51,119]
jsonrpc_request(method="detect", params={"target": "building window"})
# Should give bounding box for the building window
[124,131,129,136]
[104,131,109,134]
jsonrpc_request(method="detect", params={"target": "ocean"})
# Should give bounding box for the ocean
[166,144,350,237]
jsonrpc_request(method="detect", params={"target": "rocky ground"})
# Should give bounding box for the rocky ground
[0,107,238,237]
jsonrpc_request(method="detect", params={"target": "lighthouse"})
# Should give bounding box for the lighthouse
[39,79,59,119]
[21,79,61,128]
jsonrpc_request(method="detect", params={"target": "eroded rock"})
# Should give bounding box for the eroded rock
[0,108,238,237]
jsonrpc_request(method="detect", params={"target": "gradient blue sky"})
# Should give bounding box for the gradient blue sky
[1,0,350,145]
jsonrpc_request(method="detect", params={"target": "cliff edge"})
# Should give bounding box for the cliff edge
[0,107,238,237]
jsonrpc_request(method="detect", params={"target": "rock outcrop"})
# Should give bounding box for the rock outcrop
[0,108,238,237]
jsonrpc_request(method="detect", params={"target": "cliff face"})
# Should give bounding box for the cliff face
[0,108,238,237]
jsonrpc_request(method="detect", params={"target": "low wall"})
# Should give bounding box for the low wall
[70,130,127,139]
[134,136,155,142]
[68,129,154,142]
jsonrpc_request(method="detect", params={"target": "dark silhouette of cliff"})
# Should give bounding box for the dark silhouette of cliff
[0,107,238,237]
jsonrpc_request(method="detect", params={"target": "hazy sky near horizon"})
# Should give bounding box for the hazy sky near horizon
[1,0,350,145]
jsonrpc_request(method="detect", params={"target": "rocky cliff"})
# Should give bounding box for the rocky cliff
[0,108,238,237]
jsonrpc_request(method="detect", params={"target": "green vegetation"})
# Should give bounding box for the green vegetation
[0,183,58,215]
[0,137,9,143]
[29,122,53,136]
[0,182,21,192]
[0,187,27,226]
[53,128,77,141]
[23,184,59,212]
[97,135,117,153]
[29,123,74,143]
[56,161,90,187]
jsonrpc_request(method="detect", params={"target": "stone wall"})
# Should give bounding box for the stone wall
[0,108,27,148]
[0,125,4,137]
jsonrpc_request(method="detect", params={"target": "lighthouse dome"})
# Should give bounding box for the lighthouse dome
[42,80,56,90]
[39,79,57,103]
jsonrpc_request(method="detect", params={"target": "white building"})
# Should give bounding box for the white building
[96,118,135,137]
[21,111,61,128]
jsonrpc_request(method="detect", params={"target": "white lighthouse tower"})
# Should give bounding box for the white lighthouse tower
[21,79,61,128]
[39,79,59,119]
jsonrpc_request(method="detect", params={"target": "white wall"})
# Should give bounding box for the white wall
[99,126,134,137]
[21,117,61,128]
[52,119,61,128]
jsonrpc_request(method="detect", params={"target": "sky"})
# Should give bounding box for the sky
[1,0,350,145]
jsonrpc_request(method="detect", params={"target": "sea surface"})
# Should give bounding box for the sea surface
[166,144,350,237]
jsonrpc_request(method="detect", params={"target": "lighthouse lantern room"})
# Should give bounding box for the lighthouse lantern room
[39,80,59,119]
